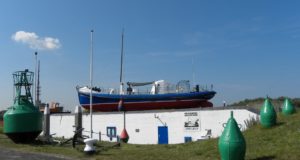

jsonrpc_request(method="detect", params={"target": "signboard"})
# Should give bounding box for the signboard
[184,112,200,131]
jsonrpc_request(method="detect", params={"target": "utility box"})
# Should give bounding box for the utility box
[184,136,192,143]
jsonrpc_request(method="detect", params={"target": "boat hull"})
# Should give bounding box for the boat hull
[78,91,216,112]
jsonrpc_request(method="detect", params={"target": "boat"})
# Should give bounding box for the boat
[39,102,71,114]
[76,31,216,112]
[76,80,216,112]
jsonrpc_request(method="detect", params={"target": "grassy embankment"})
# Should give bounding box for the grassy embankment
[230,96,300,111]
[0,110,300,160]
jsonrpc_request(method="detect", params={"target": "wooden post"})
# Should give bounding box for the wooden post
[43,104,50,139]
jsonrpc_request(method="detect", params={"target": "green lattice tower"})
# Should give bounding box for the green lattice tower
[4,69,42,143]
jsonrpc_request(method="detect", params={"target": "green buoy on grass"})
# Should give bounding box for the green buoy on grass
[282,98,296,115]
[260,98,277,128]
[218,111,246,160]
[3,70,42,143]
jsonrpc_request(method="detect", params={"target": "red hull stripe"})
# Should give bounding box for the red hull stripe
[81,99,213,112]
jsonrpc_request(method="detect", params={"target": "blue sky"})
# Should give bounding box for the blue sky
[1,0,300,111]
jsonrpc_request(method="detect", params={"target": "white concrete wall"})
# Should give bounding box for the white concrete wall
[50,114,74,138]
[49,108,258,144]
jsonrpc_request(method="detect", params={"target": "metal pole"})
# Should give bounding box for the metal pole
[123,111,126,129]
[90,30,94,138]
[37,60,40,108]
[34,52,38,107]
[119,29,124,95]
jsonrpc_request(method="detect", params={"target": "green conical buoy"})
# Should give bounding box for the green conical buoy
[282,98,295,115]
[218,111,246,160]
[260,98,277,128]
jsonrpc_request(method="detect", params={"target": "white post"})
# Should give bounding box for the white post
[84,30,96,154]
[43,104,50,138]
[89,30,94,138]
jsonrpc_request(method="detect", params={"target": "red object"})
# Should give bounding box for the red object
[120,128,129,143]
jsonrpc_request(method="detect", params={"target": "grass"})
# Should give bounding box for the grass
[230,96,300,111]
[0,110,300,160]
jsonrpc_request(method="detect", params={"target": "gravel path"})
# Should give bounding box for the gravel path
[0,147,73,160]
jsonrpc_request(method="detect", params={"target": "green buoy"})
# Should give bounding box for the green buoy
[260,98,277,128]
[218,111,246,160]
[4,69,42,143]
[282,98,295,115]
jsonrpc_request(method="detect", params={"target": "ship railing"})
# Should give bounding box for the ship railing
[92,83,214,95]
[99,88,153,95]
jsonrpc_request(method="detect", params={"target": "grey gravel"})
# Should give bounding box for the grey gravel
[0,147,75,160]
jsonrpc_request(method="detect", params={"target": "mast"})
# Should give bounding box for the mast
[119,29,125,95]
[119,29,130,143]
[89,30,94,138]
[192,58,195,87]
[83,29,97,154]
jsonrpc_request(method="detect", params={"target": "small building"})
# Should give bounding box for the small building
[49,107,258,144]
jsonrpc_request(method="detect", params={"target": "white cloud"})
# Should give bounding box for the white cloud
[12,31,61,50]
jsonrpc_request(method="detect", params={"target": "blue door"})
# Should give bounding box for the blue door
[107,126,116,141]
[158,126,168,144]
